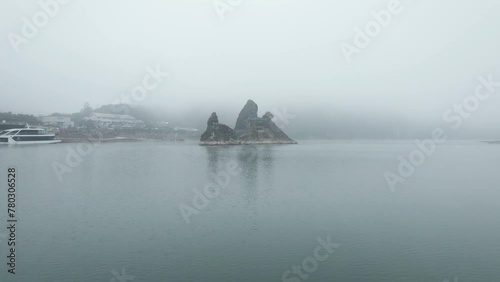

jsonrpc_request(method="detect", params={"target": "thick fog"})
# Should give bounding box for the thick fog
[2,0,500,139]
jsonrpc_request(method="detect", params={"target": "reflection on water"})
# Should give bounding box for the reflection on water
[261,146,274,188]
[204,146,221,175]
[236,146,276,230]
[203,145,275,203]
[203,145,277,230]
[238,146,258,199]
[237,146,259,230]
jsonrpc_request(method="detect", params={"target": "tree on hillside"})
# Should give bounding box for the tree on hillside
[71,102,93,126]
[81,102,92,116]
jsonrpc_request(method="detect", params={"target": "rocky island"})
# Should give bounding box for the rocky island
[200,100,297,146]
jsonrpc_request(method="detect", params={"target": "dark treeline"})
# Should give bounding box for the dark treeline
[0,112,41,125]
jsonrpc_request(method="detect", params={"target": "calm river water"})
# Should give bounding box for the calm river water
[0,140,499,281]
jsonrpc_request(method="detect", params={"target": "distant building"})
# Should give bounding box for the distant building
[83,113,144,128]
[156,121,169,128]
[174,127,198,132]
[41,116,74,128]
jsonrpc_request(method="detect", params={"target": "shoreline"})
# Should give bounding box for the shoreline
[60,137,185,143]
[199,140,298,146]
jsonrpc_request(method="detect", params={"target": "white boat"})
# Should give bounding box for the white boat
[0,127,61,145]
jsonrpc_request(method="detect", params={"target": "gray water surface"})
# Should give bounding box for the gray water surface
[0,140,499,281]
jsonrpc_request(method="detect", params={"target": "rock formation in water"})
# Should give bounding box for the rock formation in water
[199,112,238,145]
[200,100,297,145]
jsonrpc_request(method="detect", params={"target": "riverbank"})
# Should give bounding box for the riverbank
[61,137,154,143]
[199,140,297,146]
[57,128,196,143]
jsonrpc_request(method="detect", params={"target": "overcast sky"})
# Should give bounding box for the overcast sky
[1,0,500,134]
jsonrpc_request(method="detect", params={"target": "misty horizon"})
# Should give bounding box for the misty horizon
[2,0,500,140]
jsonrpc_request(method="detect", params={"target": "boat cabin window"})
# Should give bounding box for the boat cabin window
[0,130,19,136]
[18,130,41,135]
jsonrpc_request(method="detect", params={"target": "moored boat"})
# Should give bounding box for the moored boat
[0,127,61,145]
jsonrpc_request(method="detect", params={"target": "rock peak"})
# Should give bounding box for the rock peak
[235,99,258,132]
[200,112,236,144]
[246,99,256,105]
[207,112,218,128]
[262,112,274,120]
